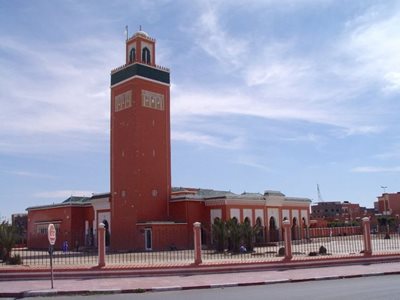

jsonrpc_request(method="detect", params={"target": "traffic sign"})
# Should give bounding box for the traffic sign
[48,224,56,245]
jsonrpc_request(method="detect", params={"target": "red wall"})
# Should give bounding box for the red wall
[27,205,92,249]
[110,76,171,250]
[137,224,189,250]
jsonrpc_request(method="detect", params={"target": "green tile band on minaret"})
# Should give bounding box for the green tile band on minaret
[111,63,170,86]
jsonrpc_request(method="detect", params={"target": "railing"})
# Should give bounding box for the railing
[2,219,400,267]
[291,227,364,260]
[2,247,98,266]
[371,231,400,255]
[105,249,194,266]
[201,242,283,264]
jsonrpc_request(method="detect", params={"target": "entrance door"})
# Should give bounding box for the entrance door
[144,228,152,251]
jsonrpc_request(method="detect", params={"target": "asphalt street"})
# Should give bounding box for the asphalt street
[14,274,400,300]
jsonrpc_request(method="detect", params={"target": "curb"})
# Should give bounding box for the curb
[2,255,400,281]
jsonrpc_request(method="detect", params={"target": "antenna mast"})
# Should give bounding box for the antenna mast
[317,184,323,202]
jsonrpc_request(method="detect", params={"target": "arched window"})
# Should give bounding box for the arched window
[269,217,278,242]
[142,47,151,64]
[244,217,250,225]
[269,216,277,230]
[255,217,264,244]
[292,217,298,240]
[129,47,136,63]
[102,219,110,247]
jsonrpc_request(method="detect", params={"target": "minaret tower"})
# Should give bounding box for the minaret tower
[110,30,171,250]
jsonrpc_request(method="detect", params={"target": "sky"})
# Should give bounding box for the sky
[1,0,400,220]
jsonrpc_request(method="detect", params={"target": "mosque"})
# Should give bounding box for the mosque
[26,31,311,251]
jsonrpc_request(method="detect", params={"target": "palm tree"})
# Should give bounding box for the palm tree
[226,218,241,253]
[242,218,262,252]
[212,218,226,252]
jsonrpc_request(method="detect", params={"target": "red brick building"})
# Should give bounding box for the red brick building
[376,192,400,217]
[311,201,370,226]
[26,31,311,251]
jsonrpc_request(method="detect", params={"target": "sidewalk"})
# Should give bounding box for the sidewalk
[1,260,400,298]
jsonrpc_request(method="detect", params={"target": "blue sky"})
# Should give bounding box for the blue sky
[1,0,400,220]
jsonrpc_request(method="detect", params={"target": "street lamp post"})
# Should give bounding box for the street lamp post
[380,186,390,239]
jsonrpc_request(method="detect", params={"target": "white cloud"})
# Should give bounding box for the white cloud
[234,156,271,172]
[0,35,117,136]
[172,130,243,149]
[342,6,400,93]
[5,170,55,179]
[34,190,94,199]
[192,4,248,69]
[280,133,320,143]
[351,166,400,173]
[178,1,396,142]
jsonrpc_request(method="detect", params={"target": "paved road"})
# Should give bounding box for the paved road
[17,275,400,300]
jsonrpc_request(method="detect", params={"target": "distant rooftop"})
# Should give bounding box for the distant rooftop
[170,187,310,202]
[62,196,91,204]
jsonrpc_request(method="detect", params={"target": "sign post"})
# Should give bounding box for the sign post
[47,224,56,289]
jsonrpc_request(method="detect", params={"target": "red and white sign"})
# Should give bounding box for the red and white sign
[48,224,56,245]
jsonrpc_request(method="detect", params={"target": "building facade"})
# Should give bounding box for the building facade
[311,201,369,226]
[376,192,400,217]
[26,31,311,251]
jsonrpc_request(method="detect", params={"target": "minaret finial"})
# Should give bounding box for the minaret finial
[125,25,128,41]
[139,25,142,31]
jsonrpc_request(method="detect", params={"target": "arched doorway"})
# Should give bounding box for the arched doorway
[255,217,264,245]
[291,217,298,240]
[269,217,279,242]
[102,219,110,247]
[302,217,308,240]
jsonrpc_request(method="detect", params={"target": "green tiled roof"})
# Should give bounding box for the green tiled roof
[62,196,91,203]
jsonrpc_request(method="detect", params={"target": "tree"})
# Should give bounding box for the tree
[0,221,17,263]
[242,220,253,251]
[211,218,226,252]
[226,218,241,253]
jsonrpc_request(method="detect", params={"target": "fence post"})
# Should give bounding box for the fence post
[362,217,372,256]
[193,222,202,265]
[282,220,292,260]
[98,223,106,267]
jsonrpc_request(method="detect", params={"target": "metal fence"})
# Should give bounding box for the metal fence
[291,227,364,260]
[371,231,400,255]
[2,247,98,266]
[105,249,194,266]
[201,241,283,264]
[3,225,400,267]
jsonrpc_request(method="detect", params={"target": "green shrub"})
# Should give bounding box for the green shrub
[0,221,17,262]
